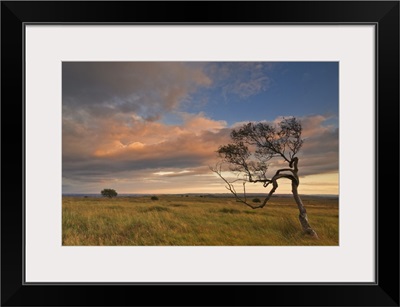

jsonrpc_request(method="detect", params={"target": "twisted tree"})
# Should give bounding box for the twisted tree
[211,117,318,238]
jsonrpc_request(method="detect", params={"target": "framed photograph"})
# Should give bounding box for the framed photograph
[2,1,399,306]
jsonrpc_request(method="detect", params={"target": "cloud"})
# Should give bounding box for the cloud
[62,111,231,187]
[206,62,273,99]
[62,62,337,194]
[298,115,339,176]
[63,111,338,194]
[181,112,227,133]
[63,62,211,121]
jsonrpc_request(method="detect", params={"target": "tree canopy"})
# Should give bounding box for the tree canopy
[101,188,118,198]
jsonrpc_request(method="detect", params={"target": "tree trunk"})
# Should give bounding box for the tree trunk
[292,181,318,239]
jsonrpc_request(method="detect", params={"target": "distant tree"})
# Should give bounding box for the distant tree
[101,188,118,198]
[252,198,261,203]
[151,196,159,201]
[211,117,318,238]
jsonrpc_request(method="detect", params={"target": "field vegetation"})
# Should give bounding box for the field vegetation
[62,195,338,246]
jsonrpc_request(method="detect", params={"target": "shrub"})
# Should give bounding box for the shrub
[252,198,261,203]
[101,189,118,198]
[151,196,159,201]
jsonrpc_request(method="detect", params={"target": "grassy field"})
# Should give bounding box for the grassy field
[62,195,338,246]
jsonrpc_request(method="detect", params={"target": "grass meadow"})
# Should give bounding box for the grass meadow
[62,195,338,246]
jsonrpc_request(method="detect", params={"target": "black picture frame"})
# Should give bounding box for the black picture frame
[1,1,399,306]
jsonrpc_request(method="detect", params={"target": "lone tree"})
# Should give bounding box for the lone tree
[211,117,318,238]
[101,188,118,198]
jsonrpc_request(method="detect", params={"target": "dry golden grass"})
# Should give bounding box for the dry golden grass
[62,195,338,246]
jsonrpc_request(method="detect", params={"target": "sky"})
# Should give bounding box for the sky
[62,62,338,195]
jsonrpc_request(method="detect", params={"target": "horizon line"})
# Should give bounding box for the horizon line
[62,192,339,196]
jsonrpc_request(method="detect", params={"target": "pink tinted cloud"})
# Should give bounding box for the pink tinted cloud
[63,113,338,193]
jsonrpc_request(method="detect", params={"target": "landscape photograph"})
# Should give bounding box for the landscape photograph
[62,61,339,246]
